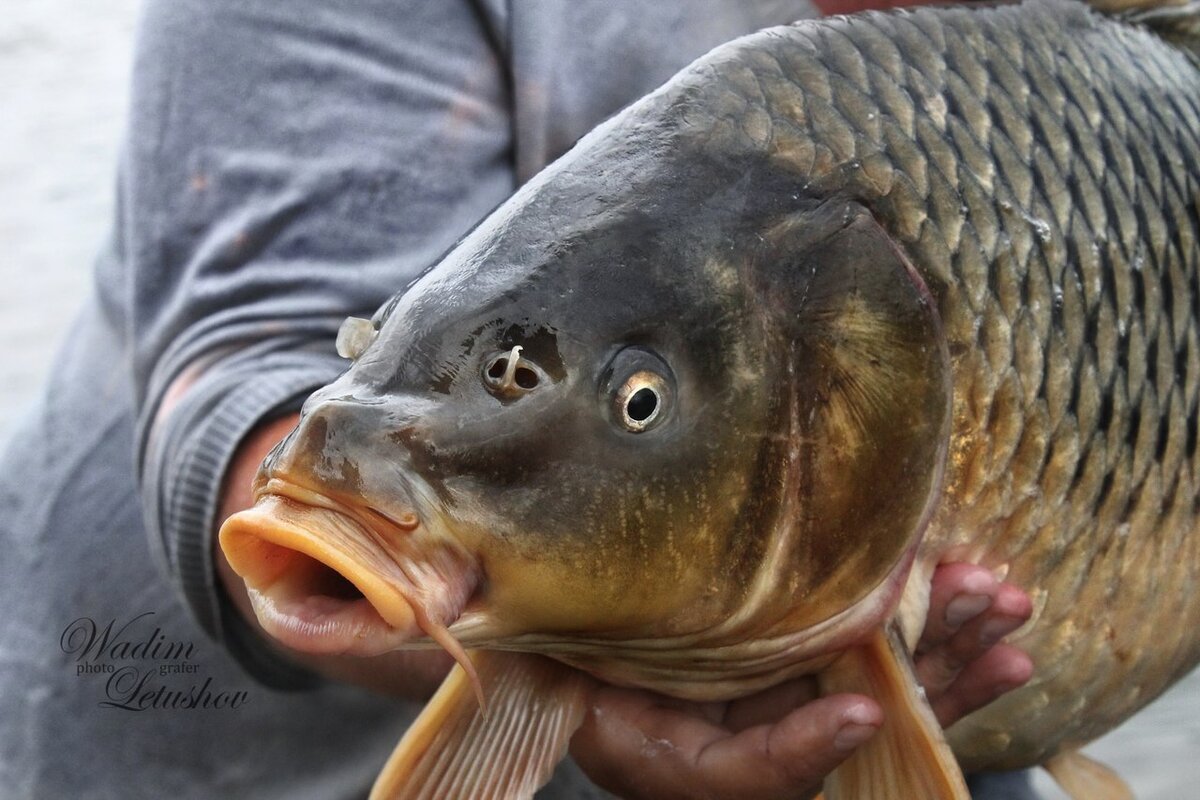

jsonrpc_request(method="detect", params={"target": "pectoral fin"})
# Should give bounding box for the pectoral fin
[819,624,969,800]
[1044,750,1134,800]
[370,650,592,800]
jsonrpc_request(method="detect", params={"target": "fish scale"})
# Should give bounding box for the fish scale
[689,1,1200,767]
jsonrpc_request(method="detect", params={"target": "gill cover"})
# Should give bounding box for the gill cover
[761,202,964,799]
[743,197,952,639]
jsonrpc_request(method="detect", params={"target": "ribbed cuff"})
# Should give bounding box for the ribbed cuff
[156,360,342,689]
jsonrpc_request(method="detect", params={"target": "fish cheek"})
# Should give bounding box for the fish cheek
[476,344,781,635]
[757,201,953,626]
[414,371,764,637]
[466,448,754,636]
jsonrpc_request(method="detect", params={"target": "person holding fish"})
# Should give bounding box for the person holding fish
[16,0,1197,797]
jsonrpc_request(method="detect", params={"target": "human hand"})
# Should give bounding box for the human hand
[569,563,1034,800]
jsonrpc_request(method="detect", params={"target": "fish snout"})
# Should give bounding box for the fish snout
[264,393,432,508]
[220,496,422,656]
[265,395,387,496]
[220,491,479,659]
[223,395,479,660]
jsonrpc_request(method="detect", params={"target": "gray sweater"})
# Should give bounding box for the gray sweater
[0,0,1035,796]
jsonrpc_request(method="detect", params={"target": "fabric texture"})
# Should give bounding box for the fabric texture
[0,0,1038,797]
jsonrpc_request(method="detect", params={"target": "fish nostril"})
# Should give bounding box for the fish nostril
[514,366,539,389]
[486,357,509,380]
[482,346,545,398]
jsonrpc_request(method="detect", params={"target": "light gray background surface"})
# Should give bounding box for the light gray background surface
[1,2,1196,796]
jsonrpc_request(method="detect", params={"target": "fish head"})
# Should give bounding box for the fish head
[220,99,952,693]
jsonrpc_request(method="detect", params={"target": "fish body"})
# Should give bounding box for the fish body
[220,0,1200,795]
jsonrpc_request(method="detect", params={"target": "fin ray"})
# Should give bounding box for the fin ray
[370,651,591,800]
[1044,750,1134,800]
[819,624,970,800]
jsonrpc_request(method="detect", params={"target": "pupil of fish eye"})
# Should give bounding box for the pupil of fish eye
[626,387,659,422]
[514,366,539,389]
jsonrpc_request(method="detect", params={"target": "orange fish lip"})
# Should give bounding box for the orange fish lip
[260,477,423,539]
[219,480,480,659]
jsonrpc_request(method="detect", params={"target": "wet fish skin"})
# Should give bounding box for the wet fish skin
[691,0,1200,768]
[225,0,1200,782]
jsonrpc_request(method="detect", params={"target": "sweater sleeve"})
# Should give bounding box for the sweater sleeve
[125,0,514,686]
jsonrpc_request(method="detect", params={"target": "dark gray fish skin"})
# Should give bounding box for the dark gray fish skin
[243,0,1200,774]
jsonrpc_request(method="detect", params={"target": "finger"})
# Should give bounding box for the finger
[721,676,820,733]
[572,686,715,800]
[920,563,999,649]
[928,644,1034,726]
[696,695,881,799]
[916,583,1034,701]
[572,685,880,800]
[977,582,1035,645]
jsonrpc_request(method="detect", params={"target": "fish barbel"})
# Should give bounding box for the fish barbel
[220,0,1200,797]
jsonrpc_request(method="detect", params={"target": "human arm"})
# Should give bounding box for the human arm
[129,0,514,688]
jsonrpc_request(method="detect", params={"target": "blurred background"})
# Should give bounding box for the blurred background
[1,1,1197,797]
[1,0,138,439]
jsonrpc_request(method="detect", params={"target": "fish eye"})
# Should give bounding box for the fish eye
[604,348,674,433]
[616,372,670,432]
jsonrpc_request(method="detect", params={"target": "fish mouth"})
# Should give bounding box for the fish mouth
[219,480,480,661]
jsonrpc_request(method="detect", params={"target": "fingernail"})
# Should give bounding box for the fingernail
[979,616,1015,647]
[834,722,876,751]
[835,704,879,751]
[945,593,991,628]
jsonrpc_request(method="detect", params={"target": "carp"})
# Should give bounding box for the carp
[219,0,1200,797]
